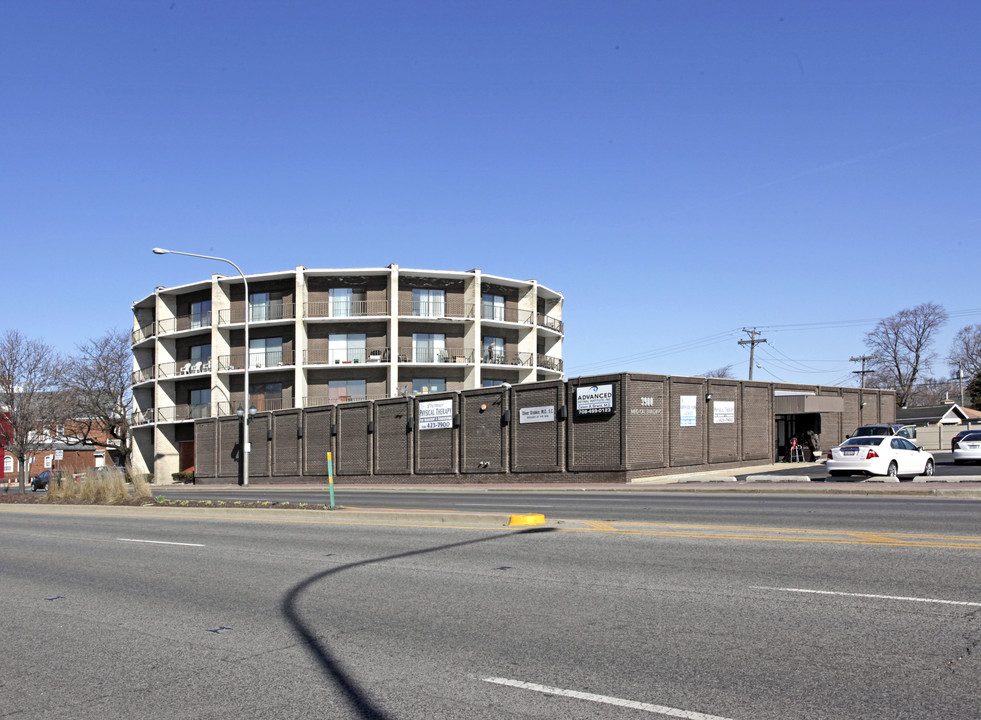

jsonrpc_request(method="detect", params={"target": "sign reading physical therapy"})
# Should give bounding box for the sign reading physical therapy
[418,399,453,430]
[713,400,735,424]
[575,384,615,416]
[519,406,555,423]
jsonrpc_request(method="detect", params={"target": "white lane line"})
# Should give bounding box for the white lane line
[482,677,734,720]
[118,538,205,547]
[453,503,554,508]
[752,586,981,607]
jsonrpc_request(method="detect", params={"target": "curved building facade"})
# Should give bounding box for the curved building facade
[130,264,563,480]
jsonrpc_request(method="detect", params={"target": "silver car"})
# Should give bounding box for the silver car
[952,431,981,465]
[827,436,935,480]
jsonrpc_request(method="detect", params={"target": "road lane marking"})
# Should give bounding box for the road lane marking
[752,586,981,607]
[117,538,205,547]
[453,503,555,508]
[482,677,734,720]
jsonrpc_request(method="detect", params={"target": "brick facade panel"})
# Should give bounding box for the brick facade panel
[568,376,623,471]
[461,389,507,473]
[740,384,771,460]
[303,407,333,476]
[374,399,412,474]
[336,404,371,475]
[273,411,300,476]
[624,376,666,470]
[511,383,565,472]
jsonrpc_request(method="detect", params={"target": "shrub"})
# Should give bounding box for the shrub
[171,471,195,484]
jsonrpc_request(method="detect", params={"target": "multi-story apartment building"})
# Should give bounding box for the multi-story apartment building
[130,264,563,480]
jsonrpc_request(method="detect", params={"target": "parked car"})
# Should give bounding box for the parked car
[31,469,63,492]
[848,424,918,441]
[951,428,979,452]
[952,431,981,464]
[826,436,934,479]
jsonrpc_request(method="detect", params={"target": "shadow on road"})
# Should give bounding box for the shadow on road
[281,526,556,719]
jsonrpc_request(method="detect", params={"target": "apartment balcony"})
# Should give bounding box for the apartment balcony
[303,348,390,365]
[397,301,475,320]
[303,394,387,408]
[216,395,293,415]
[157,404,213,422]
[157,359,213,379]
[217,350,294,371]
[303,300,390,319]
[130,408,156,426]
[482,350,533,367]
[537,313,564,333]
[217,304,296,325]
[131,322,156,345]
[538,355,563,372]
[396,347,474,364]
[156,312,212,335]
[480,307,535,325]
[132,367,156,385]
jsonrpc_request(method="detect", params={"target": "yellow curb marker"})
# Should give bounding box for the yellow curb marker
[508,513,546,527]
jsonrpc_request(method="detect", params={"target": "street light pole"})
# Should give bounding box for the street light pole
[152,248,252,486]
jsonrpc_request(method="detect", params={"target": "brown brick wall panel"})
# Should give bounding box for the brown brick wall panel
[567,376,623,471]
[218,417,240,478]
[303,407,333,476]
[879,392,895,423]
[461,389,507,473]
[415,393,458,474]
[511,382,565,473]
[273,411,300,476]
[741,384,771,461]
[250,415,270,477]
[194,419,217,478]
[374,399,413,474]
[669,379,706,467]
[707,380,739,463]
[623,376,666,470]
[336,404,371,475]
[842,390,861,436]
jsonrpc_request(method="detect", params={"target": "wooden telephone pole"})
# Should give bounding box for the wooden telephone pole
[738,328,767,380]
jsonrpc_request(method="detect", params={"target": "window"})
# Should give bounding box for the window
[329,333,367,363]
[328,379,367,403]
[482,379,505,387]
[249,337,283,368]
[190,300,211,329]
[329,288,366,317]
[412,378,445,395]
[482,293,505,321]
[250,291,284,321]
[483,336,505,364]
[412,333,446,363]
[412,288,445,318]
[189,388,211,418]
[250,383,283,412]
[190,343,211,372]
[4,456,13,474]
[44,454,53,468]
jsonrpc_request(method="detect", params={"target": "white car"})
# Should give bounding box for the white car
[952,431,981,465]
[826,436,935,480]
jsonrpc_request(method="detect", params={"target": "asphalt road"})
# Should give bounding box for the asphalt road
[2,504,980,719]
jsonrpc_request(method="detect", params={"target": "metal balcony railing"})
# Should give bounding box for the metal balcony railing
[396,347,473,364]
[156,312,212,335]
[217,350,294,371]
[303,347,390,365]
[481,350,533,367]
[157,404,212,422]
[131,367,155,385]
[157,359,213,378]
[303,300,390,319]
[130,408,155,426]
[216,395,292,415]
[481,307,534,324]
[131,322,156,344]
[217,303,295,325]
[397,301,475,319]
[538,355,563,372]
[303,394,386,407]
[537,313,564,333]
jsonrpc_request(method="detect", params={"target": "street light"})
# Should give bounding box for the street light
[152,248,253,486]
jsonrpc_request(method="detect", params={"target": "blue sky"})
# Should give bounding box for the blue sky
[3,1,979,386]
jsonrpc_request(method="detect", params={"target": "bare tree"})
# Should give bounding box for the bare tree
[948,323,981,379]
[700,364,735,378]
[908,376,959,407]
[864,302,948,407]
[0,331,70,492]
[62,329,133,469]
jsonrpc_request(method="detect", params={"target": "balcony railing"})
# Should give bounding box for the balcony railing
[304,300,390,319]
[157,359,213,378]
[304,347,391,365]
[157,404,212,422]
[131,367,155,385]
[537,313,564,333]
[217,350,294,371]
[396,347,473,364]
[481,350,533,367]
[217,303,296,324]
[397,301,475,319]
[303,394,386,407]
[216,395,292,415]
[131,322,156,344]
[538,355,563,372]
[130,408,155,426]
[156,312,212,335]
[481,307,534,324]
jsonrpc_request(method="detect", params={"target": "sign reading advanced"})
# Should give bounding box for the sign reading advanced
[575,384,615,416]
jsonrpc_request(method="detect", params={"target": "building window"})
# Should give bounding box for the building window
[328,379,367,404]
[412,333,446,363]
[189,388,211,418]
[190,300,211,329]
[250,291,285,322]
[329,333,367,363]
[483,337,505,363]
[4,456,13,474]
[412,288,445,318]
[189,343,211,372]
[482,379,505,387]
[412,378,445,395]
[482,293,505,321]
[249,383,283,412]
[249,337,283,368]
[44,454,53,468]
[329,288,366,317]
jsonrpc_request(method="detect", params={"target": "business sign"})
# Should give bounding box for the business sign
[418,399,453,431]
[520,406,555,424]
[680,395,697,426]
[54,449,64,461]
[713,400,735,424]
[575,384,615,416]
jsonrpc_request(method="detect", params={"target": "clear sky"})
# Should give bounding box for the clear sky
[3,1,979,386]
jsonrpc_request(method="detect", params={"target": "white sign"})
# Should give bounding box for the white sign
[520,406,555,424]
[575,384,615,415]
[418,399,454,431]
[680,395,697,427]
[713,401,735,424]
[54,449,64,460]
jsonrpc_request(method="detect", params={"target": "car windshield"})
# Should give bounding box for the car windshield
[960,433,981,442]
[852,427,891,436]
[842,437,884,447]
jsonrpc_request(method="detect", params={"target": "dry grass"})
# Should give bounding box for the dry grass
[45,467,151,505]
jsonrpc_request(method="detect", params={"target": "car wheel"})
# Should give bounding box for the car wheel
[921,460,935,477]
[886,461,899,478]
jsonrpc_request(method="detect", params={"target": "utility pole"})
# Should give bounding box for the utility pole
[738,328,767,380]
[849,355,876,389]
[958,364,965,406]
